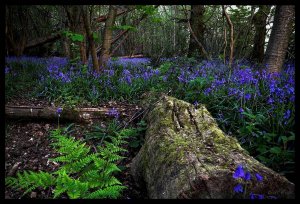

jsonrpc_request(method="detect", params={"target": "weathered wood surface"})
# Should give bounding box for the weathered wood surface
[5,106,141,122]
[131,93,295,199]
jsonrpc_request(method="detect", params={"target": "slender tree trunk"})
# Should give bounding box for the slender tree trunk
[251,5,271,63]
[173,5,177,54]
[99,6,117,69]
[82,5,99,72]
[79,18,87,64]
[222,5,234,68]
[263,5,294,73]
[188,5,206,58]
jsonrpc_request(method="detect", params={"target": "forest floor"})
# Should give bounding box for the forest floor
[5,98,148,199]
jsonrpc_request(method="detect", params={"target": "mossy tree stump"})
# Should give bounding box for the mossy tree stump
[131,93,294,199]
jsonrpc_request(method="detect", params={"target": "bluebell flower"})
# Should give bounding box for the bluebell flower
[108,107,120,119]
[244,93,251,100]
[57,107,63,117]
[204,88,212,96]
[250,193,264,199]
[57,107,63,114]
[255,173,263,182]
[5,67,10,74]
[233,184,243,193]
[283,110,291,120]
[257,194,264,199]
[233,165,245,179]
[244,172,251,181]
[267,97,274,104]
[239,108,244,114]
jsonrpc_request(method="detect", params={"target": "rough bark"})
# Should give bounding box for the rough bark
[263,5,294,73]
[5,106,139,123]
[99,6,117,69]
[82,5,99,72]
[188,5,206,58]
[222,5,234,68]
[79,13,87,64]
[251,5,271,63]
[131,93,295,199]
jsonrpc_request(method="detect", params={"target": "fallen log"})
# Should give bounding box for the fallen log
[118,54,145,58]
[131,93,295,199]
[5,105,142,123]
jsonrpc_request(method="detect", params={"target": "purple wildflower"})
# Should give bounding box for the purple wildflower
[233,184,243,193]
[239,108,244,114]
[255,173,263,182]
[257,194,264,199]
[5,67,10,74]
[233,165,245,179]
[267,97,274,104]
[57,107,63,114]
[244,172,251,181]
[283,109,291,120]
[108,107,120,119]
[57,107,63,117]
[250,192,255,199]
[244,93,251,100]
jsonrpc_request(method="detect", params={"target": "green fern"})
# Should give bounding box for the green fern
[5,128,128,199]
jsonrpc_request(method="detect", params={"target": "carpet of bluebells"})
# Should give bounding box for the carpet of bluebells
[5,56,295,183]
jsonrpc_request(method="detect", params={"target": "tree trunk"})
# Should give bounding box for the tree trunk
[188,5,205,58]
[62,37,71,58]
[131,93,295,199]
[251,5,271,63]
[79,14,87,64]
[82,5,99,72]
[263,5,294,73]
[5,105,140,122]
[99,6,117,69]
[222,5,234,68]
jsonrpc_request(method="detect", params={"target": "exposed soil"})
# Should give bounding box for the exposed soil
[5,99,148,199]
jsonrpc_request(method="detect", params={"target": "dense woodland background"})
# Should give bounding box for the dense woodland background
[5,5,295,72]
[5,5,295,199]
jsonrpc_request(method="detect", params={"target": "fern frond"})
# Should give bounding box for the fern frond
[102,163,121,176]
[6,127,128,199]
[60,153,98,173]
[6,170,55,196]
[85,185,126,199]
